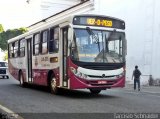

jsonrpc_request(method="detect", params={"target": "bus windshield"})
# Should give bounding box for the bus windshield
[0,62,8,67]
[71,28,125,63]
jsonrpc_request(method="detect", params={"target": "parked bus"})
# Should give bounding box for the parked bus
[8,14,127,94]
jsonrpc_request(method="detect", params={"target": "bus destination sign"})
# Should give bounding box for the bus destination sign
[73,16,125,29]
[87,18,112,27]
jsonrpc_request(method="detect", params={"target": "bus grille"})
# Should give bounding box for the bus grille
[0,69,6,74]
[88,75,116,78]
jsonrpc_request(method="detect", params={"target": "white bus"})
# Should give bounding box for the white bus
[8,14,127,94]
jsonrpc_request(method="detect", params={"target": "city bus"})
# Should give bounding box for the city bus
[8,14,126,94]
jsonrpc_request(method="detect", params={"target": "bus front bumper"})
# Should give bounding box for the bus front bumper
[69,75,125,90]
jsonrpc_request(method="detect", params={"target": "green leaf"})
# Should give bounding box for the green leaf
[0,24,4,33]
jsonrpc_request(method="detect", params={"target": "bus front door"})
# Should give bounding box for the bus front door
[26,38,33,82]
[60,25,69,88]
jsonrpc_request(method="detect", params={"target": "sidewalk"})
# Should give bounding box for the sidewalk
[124,84,160,94]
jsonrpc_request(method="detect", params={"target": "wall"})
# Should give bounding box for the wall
[91,0,160,84]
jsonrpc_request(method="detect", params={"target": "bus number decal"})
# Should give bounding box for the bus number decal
[41,57,49,62]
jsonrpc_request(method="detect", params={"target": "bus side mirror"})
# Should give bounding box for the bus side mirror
[68,27,73,42]
[68,28,73,55]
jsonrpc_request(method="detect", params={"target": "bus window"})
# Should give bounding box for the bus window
[11,42,15,58]
[49,27,59,53]
[8,43,13,58]
[41,30,48,54]
[19,39,25,57]
[14,41,19,58]
[33,33,40,55]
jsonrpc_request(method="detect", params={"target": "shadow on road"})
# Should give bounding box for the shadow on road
[14,83,118,99]
[57,89,118,99]
[0,79,118,99]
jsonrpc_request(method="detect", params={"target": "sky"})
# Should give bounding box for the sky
[0,0,42,30]
[0,0,80,31]
[0,0,42,60]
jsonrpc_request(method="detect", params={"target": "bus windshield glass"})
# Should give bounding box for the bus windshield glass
[0,62,8,67]
[71,28,125,63]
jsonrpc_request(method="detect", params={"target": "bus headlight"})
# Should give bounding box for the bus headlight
[116,72,125,78]
[70,67,77,74]
[70,67,87,79]
[77,72,87,79]
[77,72,82,77]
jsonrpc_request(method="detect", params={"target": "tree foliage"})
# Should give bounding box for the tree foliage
[0,24,4,33]
[0,27,27,51]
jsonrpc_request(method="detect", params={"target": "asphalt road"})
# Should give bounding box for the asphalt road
[0,78,160,119]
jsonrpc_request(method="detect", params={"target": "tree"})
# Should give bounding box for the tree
[0,24,4,33]
[0,27,27,51]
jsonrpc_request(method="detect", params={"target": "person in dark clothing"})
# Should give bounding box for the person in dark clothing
[132,65,142,91]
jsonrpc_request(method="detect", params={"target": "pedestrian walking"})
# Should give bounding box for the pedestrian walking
[132,65,142,91]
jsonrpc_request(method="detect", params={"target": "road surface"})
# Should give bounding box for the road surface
[0,78,160,119]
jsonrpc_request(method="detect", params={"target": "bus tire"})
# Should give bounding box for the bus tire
[19,72,25,87]
[89,89,101,94]
[49,73,59,94]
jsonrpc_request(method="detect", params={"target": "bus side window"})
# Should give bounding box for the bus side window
[19,39,25,57]
[12,42,15,58]
[49,27,59,53]
[8,43,13,58]
[33,33,40,55]
[41,30,48,54]
[14,41,19,58]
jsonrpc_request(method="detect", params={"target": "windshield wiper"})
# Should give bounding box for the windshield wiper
[86,27,100,52]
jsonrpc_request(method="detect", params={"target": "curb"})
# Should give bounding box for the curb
[0,103,24,119]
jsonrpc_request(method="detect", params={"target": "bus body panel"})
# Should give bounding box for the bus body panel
[8,57,26,81]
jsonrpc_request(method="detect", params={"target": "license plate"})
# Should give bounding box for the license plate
[98,81,107,84]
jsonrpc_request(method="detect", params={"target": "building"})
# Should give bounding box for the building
[91,0,160,84]
[28,0,160,84]
[26,0,82,21]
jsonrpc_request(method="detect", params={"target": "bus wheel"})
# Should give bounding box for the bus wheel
[19,72,25,87]
[50,74,59,94]
[89,89,101,94]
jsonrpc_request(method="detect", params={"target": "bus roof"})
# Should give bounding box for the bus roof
[8,14,125,44]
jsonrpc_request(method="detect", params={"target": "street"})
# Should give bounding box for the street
[0,78,160,119]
